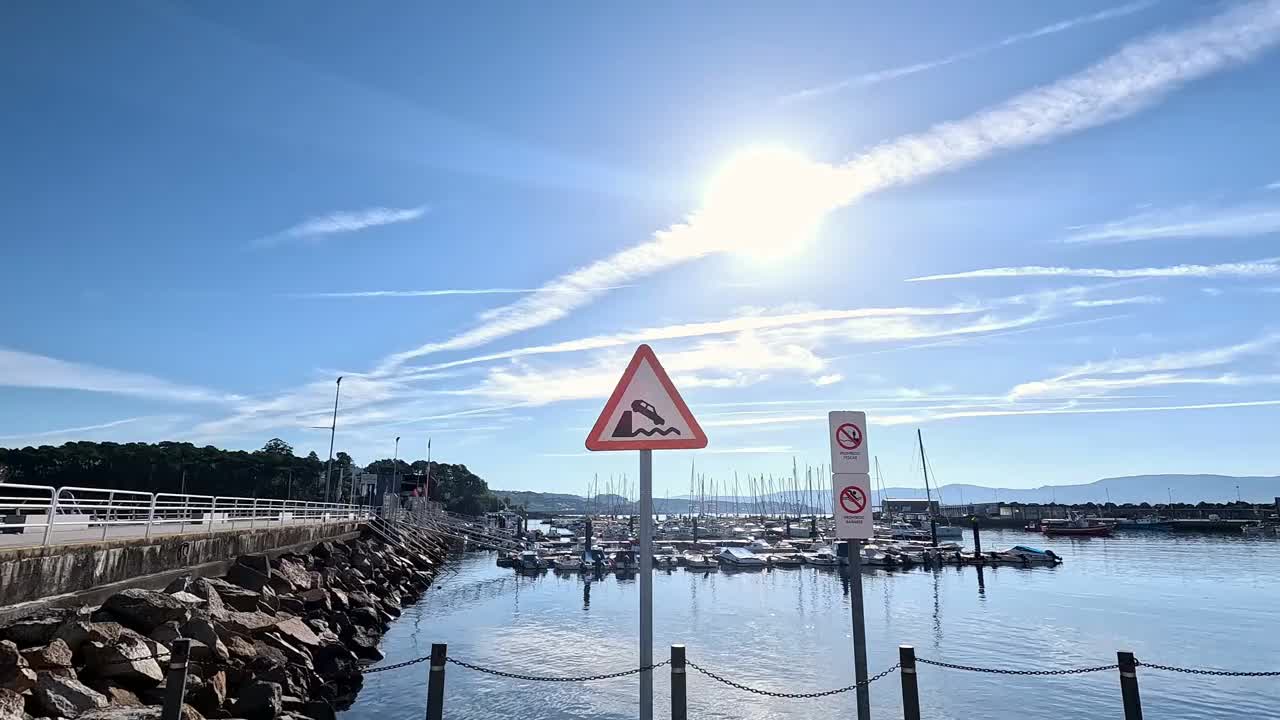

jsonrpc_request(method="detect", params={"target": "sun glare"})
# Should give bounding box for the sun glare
[700,145,839,260]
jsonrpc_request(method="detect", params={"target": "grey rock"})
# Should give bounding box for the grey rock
[235,681,281,720]
[94,681,143,708]
[270,618,319,648]
[259,634,312,671]
[222,633,257,662]
[238,555,271,576]
[276,597,304,616]
[187,579,226,617]
[55,621,125,657]
[251,642,288,669]
[227,559,271,594]
[204,580,260,614]
[216,612,277,636]
[256,586,279,614]
[170,592,205,607]
[182,619,228,663]
[0,642,35,693]
[189,669,226,715]
[83,634,164,686]
[0,612,66,648]
[33,672,108,718]
[165,575,194,594]
[21,639,73,671]
[149,622,183,647]
[270,559,311,594]
[103,589,191,632]
[0,688,22,720]
[348,607,379,628]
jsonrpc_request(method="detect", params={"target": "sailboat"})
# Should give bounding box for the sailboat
[917,430,964,540]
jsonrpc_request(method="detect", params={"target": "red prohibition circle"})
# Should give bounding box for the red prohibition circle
[835,423,863,450]
[839,486,867,514]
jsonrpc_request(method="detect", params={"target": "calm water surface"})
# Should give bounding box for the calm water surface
[345,530,1280,719]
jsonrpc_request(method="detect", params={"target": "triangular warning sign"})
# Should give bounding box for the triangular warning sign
[585,344,708,451]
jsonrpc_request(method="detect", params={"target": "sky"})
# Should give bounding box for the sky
[4,1,1280,498]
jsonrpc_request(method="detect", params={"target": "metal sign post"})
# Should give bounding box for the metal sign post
[830,411,873,720]
[585,345,709,720]
[639,449,654,720]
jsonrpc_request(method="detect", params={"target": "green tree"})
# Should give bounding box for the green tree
[260,438,294,456]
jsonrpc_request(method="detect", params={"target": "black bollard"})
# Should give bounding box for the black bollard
[1117,650,1143,720]
[899,645,921,720]
[929,517,938,547]
[160,638,191,720]
[426,643,447,720]
[692,517,698,542]
[671,645,687,720]
[971,518,982,556]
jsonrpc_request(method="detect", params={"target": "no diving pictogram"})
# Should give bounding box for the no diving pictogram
[839,485,867,514]
[836,423,863,451]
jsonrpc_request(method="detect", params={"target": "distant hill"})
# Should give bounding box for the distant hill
[874,474,1280,507]
[500,475,1280,513]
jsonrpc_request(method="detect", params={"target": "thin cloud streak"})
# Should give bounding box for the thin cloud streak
[257,205,428,247]
[1064,204,1280,244]
[908,258,1280,282]
[0,417,147,442]
[879,399,1280,425]
[781,0,1157,102]
[1071,295,1163,307]
[374,0,1280,374]
[288,287,622,299]
[0,348,240,405]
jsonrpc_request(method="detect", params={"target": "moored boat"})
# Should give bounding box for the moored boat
[717,546,766,567]
[684,552,719,570]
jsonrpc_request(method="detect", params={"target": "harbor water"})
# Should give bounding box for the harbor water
[344,529,1280,719]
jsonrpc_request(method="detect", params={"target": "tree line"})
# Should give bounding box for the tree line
[0,438,507,516]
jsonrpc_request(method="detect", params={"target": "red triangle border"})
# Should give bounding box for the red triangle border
[584,344,709,451]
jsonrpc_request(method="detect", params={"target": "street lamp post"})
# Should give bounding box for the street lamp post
[325,376,343,504]
[392,436,401,506]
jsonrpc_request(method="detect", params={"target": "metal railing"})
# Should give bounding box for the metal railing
[0,482,375,549]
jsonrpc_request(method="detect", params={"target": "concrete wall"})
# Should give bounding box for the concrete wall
[0,521,364,620]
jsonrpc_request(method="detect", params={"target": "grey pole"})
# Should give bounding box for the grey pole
[848,539,871,720]
[426,643,447,720]
[899,645,920,720]
[639,449,654,720]
[671,644,687,720]
[160,638,191,720]
[324,376,343,503]
[1117,650,1143,720]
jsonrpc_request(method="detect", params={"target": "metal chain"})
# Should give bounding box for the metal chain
[363,655,434,674]
[916,658,1117,676]
[1136,661,1280,678]
[685,660,899,698]
[447,656,670,682]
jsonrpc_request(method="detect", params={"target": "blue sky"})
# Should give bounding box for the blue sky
[5,1,1280,497]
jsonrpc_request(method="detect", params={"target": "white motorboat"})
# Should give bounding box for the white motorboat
[932,524,964,539]
[747,538,773,552]
[611,550,639,572]
[684,553,718,570]
[991,545,1062,565]
[859,544,897,567]
[551,556,586,571]
[1242,523,1278,537]
[717,547,766,567]
[517,549,547,570]
[803,546,840,566]
[769,553,803,567]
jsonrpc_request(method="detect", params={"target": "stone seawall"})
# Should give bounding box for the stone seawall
[0,527,449,720]
[0,524,365,614]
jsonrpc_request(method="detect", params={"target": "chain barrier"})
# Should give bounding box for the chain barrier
[1136,661,1280,678]
[685,659,899,698]
[916,657,1117,676]
[363,655,434,674]
[447,656,669,682]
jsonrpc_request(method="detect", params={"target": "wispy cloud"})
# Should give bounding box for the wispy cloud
[1070,295,1163,308]
[908,258,1280,282]
[257,205,428,247]
[781,0,1157,102]
[1266,181,1280,190]
[288,288,591,299]
[372,1,1280,373]
[0,417,147,442]
[812,373,844,387]
[0,348,240,404]
[1064,204,1280,244]
[878,399,1280,425]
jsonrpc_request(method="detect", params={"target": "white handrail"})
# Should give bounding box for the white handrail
[0,483,374,549]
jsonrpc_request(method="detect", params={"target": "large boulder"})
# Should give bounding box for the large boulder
[204,579,260,613]
[182,618,229,662]
[0,688,21,720]
[257,585,280,614]
[95,680,144,707]
[216,611,277,636]
[0,641,35,693]
[149,622,183,647]
[271,618,319,648]
[298,589,330,614]
[33,672,109,718]
[227,557,272,593]
[103,589,191,632]
[271,559,311,593]
[188,669,226,715]
[83,632,164,686]
[187,578,226,617]
[56,621,126,657]
[251,642,289,669]
[259,633,312,671]
[235,680,282,720]
[22,638,74,673]
[0,611,67,647]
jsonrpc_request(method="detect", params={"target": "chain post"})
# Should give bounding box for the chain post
[899,645,920,720]
[426,643,447,720]
[1118,651,1143,720]
[671,645,687,720]
[161,638,191,720]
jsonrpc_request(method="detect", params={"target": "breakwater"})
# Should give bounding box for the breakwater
[0,527,448,720]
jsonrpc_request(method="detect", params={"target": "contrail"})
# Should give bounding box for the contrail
[780,0,1158,103]
[907,258,1280,282]
[375,0,1280,374]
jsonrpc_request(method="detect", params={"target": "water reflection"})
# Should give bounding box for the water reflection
[346,529,1280,720]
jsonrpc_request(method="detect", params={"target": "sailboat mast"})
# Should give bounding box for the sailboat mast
[917,428,934,513]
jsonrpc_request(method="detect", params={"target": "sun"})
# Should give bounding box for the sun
[700,145,840,260]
